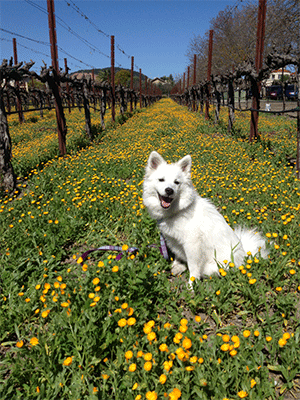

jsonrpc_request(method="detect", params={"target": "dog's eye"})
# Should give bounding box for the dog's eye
[159,178,165,182]
[174,180,180,185]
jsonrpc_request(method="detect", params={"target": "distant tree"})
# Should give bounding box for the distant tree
[97,69,111,83]
[185,0,300,81]
[168,74,174,83]
[160,75,174,84]
[115,69,131,87]
[28,78,46,90]
[160,83,173,96]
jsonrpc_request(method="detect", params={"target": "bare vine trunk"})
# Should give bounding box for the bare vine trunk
[82,81,92,140]
[0,92,16,192]
[227,79,235,133]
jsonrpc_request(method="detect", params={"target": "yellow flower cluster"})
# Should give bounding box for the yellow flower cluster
[115,300,135,328]
[16,274,72,321]
[278,332,291,347]
[219,333,240,357]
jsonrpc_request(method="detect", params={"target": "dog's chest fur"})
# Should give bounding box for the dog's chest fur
[157,203,199,262]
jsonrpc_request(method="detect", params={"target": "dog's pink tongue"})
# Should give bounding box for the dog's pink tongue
[161,197,171,208]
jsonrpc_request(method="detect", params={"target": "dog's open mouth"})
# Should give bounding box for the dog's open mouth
[158,194,173,209]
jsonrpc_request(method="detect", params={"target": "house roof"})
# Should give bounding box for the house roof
[151,77,167,85]
[271,69,291,74]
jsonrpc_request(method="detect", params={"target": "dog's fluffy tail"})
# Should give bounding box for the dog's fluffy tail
[234,226,269,259]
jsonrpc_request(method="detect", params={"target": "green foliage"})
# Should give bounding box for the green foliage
[96,68,111,82]
[115,69,131,87]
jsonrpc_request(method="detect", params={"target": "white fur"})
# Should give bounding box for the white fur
[143,151,269,287]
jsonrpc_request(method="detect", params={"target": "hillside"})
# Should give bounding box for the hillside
[73,66,148,80]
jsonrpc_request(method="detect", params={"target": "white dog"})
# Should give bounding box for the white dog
[143,151,269,287]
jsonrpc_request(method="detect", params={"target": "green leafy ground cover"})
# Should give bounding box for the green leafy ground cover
[0,99,299,399]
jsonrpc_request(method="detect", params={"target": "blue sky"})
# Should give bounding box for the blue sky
[1,0,236,79]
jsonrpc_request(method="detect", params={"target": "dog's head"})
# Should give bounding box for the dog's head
[143,151,194,218]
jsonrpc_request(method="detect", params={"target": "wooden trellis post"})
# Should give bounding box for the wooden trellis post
[297,65,300,179]
[130,56,134,112]
[205,30,213,120]
[139,69,142,108]
[47,0,67,156]
[111,35,115,123]
[249,0,267,142]
[12,38,24,123]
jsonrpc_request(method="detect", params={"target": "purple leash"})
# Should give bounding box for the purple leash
[78,234,169,265]
[159,233,169,259]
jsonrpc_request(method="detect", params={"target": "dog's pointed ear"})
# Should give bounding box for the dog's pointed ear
[178,155,192,174]
[147,151,165,171]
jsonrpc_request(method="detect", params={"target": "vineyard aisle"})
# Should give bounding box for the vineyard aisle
[1,98,299,399]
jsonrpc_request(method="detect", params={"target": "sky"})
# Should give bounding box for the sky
[0,0,237,79]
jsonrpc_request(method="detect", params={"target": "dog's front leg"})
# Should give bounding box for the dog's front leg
[185,245,203,289]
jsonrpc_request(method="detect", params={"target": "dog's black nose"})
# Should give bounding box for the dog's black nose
[165,187,174,196]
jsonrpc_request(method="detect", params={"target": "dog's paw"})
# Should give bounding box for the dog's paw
[187,279,195,293]
[171,260,187,275]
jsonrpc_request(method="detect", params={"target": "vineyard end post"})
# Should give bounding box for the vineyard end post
[111,35,115,123]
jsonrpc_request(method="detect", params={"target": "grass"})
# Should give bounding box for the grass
[0,99,299,399]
